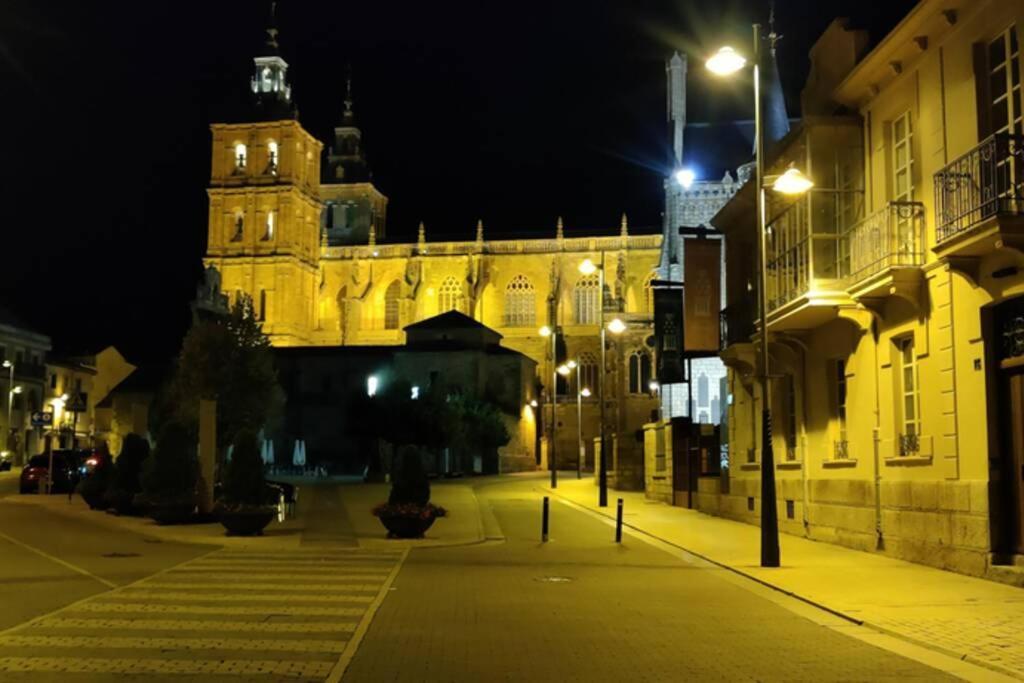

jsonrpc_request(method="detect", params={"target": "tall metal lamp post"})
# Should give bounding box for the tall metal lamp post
[539,325,559,488]
[2,360,12,462]
[706,28,814,567]
[557,359,585,479]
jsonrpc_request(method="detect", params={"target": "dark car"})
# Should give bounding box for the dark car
[20,451,83,494]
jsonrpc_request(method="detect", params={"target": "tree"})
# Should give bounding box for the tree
[220,429,270,507]
[450,394,510,473]
[141,420,198,504]
[104,433,151,514]
[166,295,284,450]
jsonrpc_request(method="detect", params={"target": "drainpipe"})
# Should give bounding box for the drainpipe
[871,319,884,550]
[800,344,810,534]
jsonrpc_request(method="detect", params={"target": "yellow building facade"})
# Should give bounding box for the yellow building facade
[202,25,663,486]
[713,0,1024,581]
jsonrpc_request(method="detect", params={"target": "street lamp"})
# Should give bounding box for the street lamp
[539,324,559,488]
[557,359,587,480]
[2,361,12,462]
[579,257,611,506]
[707,26,814,568]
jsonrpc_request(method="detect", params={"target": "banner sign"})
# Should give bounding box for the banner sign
[654,287,685,384]
[683,238,722,353]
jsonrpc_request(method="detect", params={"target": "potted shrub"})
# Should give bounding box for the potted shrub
[216,429,277,536]
[77,447,114,510]
[104,433,149,515]
[139,421,198,525]
[372,446,447,538]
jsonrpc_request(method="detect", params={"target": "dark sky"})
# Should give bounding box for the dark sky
[0,0,916,362]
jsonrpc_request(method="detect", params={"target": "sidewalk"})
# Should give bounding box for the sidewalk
[543,477,1024,681]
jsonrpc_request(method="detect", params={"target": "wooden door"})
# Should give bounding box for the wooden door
[1004,367,1024,554]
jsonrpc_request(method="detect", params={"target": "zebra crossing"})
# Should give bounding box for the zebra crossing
[0,547,407,681]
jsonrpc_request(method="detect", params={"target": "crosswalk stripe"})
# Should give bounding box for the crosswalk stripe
[24,618,357,636]
[173,565,393,576]
[108,590,374,603]
[0,656,335,677]
[70,602,367,617]
[155,572,390,582]
[138,581,382,592]
[0,633,349,653]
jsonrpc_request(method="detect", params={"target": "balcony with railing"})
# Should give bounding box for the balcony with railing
[933,133,1024,258]
[841,201,925,301]
[764,188,861,330]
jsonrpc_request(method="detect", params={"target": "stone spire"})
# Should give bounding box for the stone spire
[758,3,791,153]
[556,216,564,240]
[417,221,426,252]
[324,68,369,182]
[342,67,355,125]
[368,222,377,250]
[666,52,687,168]
[475,219,484,246]
[620,213,629,238]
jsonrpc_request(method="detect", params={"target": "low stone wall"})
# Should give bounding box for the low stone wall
[643,421,672,504]
[500,453,539,474]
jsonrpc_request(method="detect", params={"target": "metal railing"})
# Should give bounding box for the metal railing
[934,133,1024,242]
[840,201,925,284]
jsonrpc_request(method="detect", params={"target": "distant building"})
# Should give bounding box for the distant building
[199,9,662,489]
[0,307,50,465]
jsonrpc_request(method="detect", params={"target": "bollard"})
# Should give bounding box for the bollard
[542,496,550,542]
[615,498,623,543]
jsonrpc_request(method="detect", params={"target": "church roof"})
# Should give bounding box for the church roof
[403,310,490,332]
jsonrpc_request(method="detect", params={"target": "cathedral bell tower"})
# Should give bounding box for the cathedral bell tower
[203,1,322,347]
[320,72,389,246]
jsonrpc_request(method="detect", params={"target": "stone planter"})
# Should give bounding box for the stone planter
[148,502,196,525]
[378,513,437,539]
[219,508,276,536]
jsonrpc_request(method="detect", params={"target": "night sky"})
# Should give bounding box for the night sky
[0,0,916,362]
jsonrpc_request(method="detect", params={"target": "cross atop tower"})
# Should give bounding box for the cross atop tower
[250,0,295,120]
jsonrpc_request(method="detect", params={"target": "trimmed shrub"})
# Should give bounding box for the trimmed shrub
[220,430,271,508]
[140,421,198,507]
[104,434,150,514]
[388,446,430,506]
[77,448,114,510]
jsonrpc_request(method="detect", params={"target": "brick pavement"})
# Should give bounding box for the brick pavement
[0,547,406,682]
[345,484,956,682]
[545,476,1024,681]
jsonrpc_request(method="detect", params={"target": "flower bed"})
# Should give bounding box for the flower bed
[372,502,448,539]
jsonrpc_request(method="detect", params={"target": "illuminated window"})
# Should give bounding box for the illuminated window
[263,211,275,241]
[231,213,244,242]
[261,66,273,91]
[234,143,247,172]
[577,352,598,395]
[628,350,652,394]
[503,275,536,327]
[438,276,464,314]
[897,337,920,454]
[384,281,401,330]
[574,274,600,325]
[891,112,914,202]
[267,140,279,174]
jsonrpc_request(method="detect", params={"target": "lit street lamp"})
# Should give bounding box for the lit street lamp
[2,360,12,462]
[580,255,627,508]
[557,359,588,479]
[539,324,559,488]
[706,26,814,568]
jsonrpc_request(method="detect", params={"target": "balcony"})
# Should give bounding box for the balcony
[764,191,859,330]
[841,201,925,303]
[933,133,1024,260]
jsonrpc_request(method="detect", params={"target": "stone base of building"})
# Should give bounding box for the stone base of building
[500,453,539,474]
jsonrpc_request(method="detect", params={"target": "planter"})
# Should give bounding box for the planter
[219,508,276,536]
[378,514,437,539]
[80,490,109,510]
[148,502,196,525]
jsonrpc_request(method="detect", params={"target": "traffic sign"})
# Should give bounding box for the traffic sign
[31,411,53,427]
[66,393,87,413]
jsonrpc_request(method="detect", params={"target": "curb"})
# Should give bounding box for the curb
[543,486,1024,682]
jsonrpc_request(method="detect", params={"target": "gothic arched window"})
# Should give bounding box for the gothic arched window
[438,276,464,314]
[578,352,599,395]
[574,274,600,325]
[503,275,536,327]
[384,281,401,330]
[628,350,652,394]
[231,213,244,242]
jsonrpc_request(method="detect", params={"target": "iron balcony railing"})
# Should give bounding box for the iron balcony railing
[840,201,925,284]
[934,133,1024,243]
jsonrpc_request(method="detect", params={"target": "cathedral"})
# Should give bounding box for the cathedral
[202,12,666,484]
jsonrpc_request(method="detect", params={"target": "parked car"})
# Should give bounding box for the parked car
[0,456,11,471]
[19,451,83,494]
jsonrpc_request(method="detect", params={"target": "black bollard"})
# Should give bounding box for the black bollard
[615,498,623,543]
[542,496,550,542]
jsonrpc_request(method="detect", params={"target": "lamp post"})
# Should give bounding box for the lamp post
[8,384,21,470]
[706,27,814,568]
[539,325,558,488]
[2,361,12,462]
[579,257,609,506]
[579,385,591,479]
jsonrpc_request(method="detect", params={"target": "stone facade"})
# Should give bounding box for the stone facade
[704,0,1024,583]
